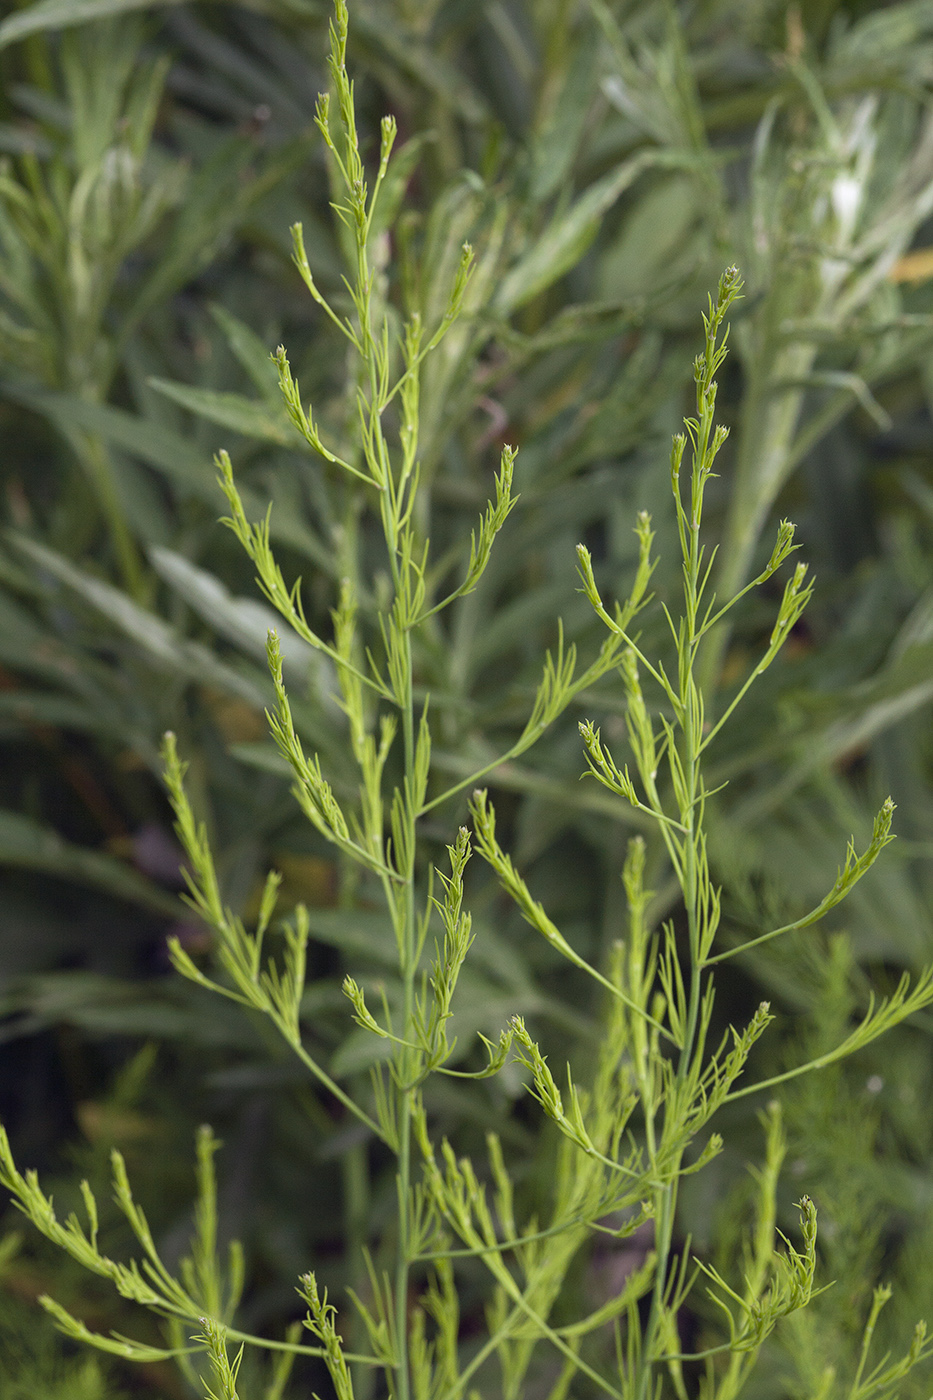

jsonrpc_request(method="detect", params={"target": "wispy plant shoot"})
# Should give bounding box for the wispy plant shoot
[1,6,932,1400]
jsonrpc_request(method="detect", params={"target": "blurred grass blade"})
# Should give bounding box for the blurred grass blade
[528,23,601,203]
[10,536,268,706]
[0,973,256,1044]
[147,378,300,446]
[7,387,329,563]
[0,0,186,49]
[7,386,219,502]
[353,6,487,124]
[208,304,283,403]
[121,136,311,345]
[0,808,180,914]
[149,545,324,676]
[495,150,690,314]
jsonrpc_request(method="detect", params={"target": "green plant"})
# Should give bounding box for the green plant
[0,11,308,601]
[2,7,933,1399]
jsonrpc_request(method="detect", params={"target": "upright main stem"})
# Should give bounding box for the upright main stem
[383,463,417,1400]
[634,709,704,1400]
[395,652,416,1400]
[635,339,719,1400]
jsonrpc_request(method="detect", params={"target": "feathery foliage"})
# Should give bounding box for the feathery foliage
[2,2,933,1398]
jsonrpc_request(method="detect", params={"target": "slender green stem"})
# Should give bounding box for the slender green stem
[633,290,732,1398]
[220,1326,381,1365]
[395,672,416,1400]
[386,495,417,1400]
[443,1306,524,1400]
[635,656,702,1400]
[413,1205,629,1262]
[287,1036,383,1139]
[494,1274,626,1400]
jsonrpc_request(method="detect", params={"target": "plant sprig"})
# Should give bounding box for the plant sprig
[2,7,932,1400]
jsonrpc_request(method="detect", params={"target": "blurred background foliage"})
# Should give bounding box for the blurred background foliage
[1,0,933,1395]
